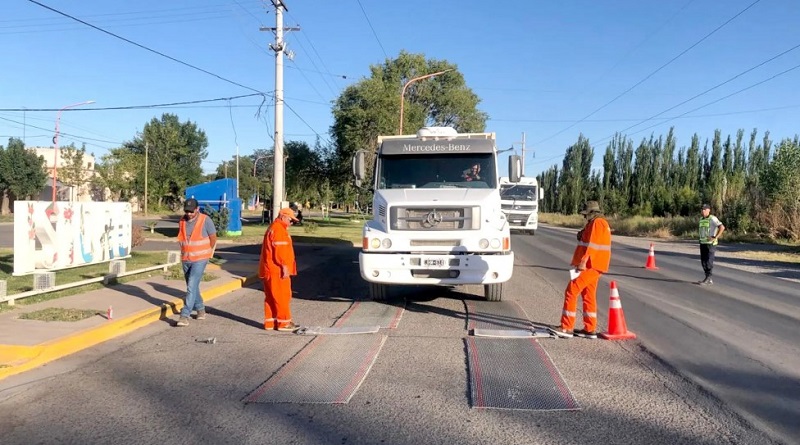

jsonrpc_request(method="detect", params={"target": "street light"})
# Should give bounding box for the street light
[253,155,270,177]
[398,69,453,135]
[52,100,94,205]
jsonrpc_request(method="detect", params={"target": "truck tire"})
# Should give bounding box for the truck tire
[370,283,389,301]
[528,229,535,235]
[484,283,503,302]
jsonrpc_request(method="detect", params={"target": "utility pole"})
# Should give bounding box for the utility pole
[262,0,299,221]
[511,132,527,177]
[144,142,149,217]
[520,132,527,177]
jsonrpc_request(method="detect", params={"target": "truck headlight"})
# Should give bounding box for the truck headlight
[370,238,381,249]
[490,238,501,249]
[479,239,489,249]
[381,238,392,248]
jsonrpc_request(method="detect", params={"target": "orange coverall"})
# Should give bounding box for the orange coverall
[258,218,297,330]
[561,215,612,332]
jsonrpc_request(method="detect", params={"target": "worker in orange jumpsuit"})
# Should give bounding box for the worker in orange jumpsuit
[555,200,612,339]
[259,207,300,331]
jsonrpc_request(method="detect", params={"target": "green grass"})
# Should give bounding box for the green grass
[539,212,800,248]
[18,307,101,322]
[141,215,364,246]
[0,250,179,313]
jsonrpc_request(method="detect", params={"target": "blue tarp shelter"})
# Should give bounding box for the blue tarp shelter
[185,178,243,235]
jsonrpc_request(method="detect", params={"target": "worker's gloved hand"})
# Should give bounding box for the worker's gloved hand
[576,229,584,241]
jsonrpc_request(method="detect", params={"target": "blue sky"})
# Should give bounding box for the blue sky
[1,0,799,178]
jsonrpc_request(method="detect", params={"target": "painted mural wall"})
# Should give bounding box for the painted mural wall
[13,201,132,275]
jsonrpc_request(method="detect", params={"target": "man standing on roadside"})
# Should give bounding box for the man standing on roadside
[698,203,725,286]
[259,207,300,331]
[176,198,217,327]
[554,200,612,339]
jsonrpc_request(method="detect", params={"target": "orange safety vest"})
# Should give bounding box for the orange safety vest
[570,216,611,273]
[178,213,213,262]
[259,219,297,279]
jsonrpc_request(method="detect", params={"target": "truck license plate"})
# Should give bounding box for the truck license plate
[423,258,446,268]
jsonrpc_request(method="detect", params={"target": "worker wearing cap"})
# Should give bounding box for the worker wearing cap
[555,200,612,339]
[176,198,217,327]
[258,207,299,331]
[698,204,725,286]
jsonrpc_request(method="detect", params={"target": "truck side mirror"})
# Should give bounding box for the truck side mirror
[539,188,544,200]
[508,155,522,183]
[352,150,366,188]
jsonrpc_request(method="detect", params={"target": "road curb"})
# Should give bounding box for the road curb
[0,273,259,382]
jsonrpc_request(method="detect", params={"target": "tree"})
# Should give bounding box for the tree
[330,51,488,193]
[760,137,800,240]
[95,147,141,201]
[125,113,208,210]
[0,138,48,212]
[59,143,88,201]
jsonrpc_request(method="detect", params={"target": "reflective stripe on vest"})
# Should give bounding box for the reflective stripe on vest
[577,241,611,251]
[699,216,718,245]
[179,214,213,262]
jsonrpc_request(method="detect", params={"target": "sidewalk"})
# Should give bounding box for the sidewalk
[0,250,262,381]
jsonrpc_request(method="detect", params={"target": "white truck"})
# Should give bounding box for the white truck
[499,176,544,235]
[352,126,521,301]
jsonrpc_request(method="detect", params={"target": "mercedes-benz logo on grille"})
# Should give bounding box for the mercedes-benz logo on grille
[422,210,443,228]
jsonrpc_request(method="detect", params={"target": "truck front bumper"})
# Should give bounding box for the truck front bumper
[359,252,514,285]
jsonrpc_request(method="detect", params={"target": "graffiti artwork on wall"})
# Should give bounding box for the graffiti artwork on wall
[13,201,132,275]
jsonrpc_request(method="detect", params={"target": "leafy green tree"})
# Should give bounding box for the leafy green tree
[330,51,488,189]
[59,143,88,200]
[125,113,208,210]
[557,135,593,214]
[0,138,48,211]
[95,147,141,201]
[760,137,800,239]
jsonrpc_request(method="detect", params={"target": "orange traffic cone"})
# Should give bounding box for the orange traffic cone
[599,281,636,340]
[645,243,659,270]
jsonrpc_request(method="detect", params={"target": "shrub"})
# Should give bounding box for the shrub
[131,225,146,248]
[203,205,230,237]
[303,221,319,234]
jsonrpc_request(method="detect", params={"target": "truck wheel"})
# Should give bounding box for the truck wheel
[484,283,503,302]
[370,283,389,301]
[529,229,535,235]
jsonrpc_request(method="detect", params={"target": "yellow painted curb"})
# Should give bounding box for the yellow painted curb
[0,274,259,382]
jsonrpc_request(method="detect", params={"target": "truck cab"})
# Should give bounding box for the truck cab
[352,127,521,301]
[499,176,544,235]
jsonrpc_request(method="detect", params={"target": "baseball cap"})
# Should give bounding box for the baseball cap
[184,198,199,212]
[701,203,711,210]
[278,207,299,222]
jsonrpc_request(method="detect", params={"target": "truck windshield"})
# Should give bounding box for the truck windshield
[377,153,497,189]
[500,184,537,201]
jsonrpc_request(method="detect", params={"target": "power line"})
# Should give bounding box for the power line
[567,0,696,102]
[529,60,800,170]
[27,0,267,94]
[0,116,123,145]
[0,93,266,112]
[590,40,800,145]
[531,0,762,147]
[355,0,388,59]
[609,60,800,143]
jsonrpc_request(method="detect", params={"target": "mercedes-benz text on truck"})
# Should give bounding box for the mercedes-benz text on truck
[352,126,522,301]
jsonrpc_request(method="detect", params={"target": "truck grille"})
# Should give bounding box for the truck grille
[501,203,536,211]
[390,207,478,231]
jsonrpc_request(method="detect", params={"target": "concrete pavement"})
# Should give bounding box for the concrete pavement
[0,249,262,381]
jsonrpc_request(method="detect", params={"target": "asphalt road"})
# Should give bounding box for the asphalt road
[513,226,800,445]
[0,226,795,444]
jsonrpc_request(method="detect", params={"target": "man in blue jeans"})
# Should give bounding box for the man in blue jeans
[175,198,217,327]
